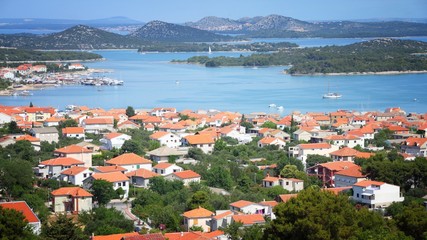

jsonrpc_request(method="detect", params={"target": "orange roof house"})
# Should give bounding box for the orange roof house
[182,206,214,232]
[232,214,265,226]
[91,172,129,183]
[307,161,359,187]
[0,201,41,234]
[105,153,152,168]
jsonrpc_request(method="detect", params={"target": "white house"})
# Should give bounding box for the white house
[401,137,427,157]
[229,200,269,215]
[334,166,367,187]
[182,134,215,154]
[324,135,364,148]
[352,180,404,209]
[101,132,131,150]
[62,127,85,139]
[126,169,160,188]
[329,147,373,162]
[291,143,337,167]
[105,153,152,172]
[60,166,93,186]
[262,174,304,192]
[0,201,41,235]
[257,137,287,149]
[166,170,201,186]
[35,157,85,179]
[84,172,130,199]
[150,131,181,148]
[293,129,312,142]
[51,187,93,214]
[152,162,183,176]
[0,112,12,125]
[183,206,214,232]
[82,117,114,134]
[30,127,59,143]
[54,145,93,167]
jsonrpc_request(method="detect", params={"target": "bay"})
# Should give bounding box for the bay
[1,38,427,115]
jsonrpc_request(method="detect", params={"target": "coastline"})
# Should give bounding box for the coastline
[288,70,427,76]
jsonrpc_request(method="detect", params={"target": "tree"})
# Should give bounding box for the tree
[29,102,33,107]
[0,206,36,240]
[121,140,143,155]
[213,139,227,152]
[79,207,134,236]
[41,214,85,240]
[0,159,34,199]
[263,188,407,240]
[222,221,243,240]
[261,121,277,129]
[394,202,427,240]
[149,177,184,195]
[7,121,22,134]
[91,180,115,206]
[125,106,135,118]
[280,165,306,180]
[59,119,78,128]
[206,165,234,190]
[306,154,332,168]
[188,191,213,211]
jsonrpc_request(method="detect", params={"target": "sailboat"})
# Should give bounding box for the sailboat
[208,46,212,54]
[323,80,342,99]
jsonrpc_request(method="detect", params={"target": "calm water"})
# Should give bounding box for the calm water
[2,38,427,114]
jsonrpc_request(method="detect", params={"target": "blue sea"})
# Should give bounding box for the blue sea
[1,37,427,115]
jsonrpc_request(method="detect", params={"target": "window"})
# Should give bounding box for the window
[286,181,289,186]
[123,181,126,186]
[118,183,122,187]
[83,173,87,178]
[356,193,359,198]
[194,219,198,225]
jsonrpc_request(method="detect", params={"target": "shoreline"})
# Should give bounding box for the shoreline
[4,58,105,64]
[288,70,427,76]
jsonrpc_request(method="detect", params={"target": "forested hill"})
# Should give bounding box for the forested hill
[0,48,102,61]
[177,38,427,74]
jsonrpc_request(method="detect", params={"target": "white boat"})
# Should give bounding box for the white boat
[323,92,342,99]
[323,80,341,99]
[269,104,277,108]
[208,46,212,54]
[175,80,180,84]
[277,106,284,111]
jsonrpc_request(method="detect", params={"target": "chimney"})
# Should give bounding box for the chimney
[180,232,183,237]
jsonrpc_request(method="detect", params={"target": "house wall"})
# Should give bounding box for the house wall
[77,197,92,212]
[238,204,269,215]
[352,184,404,208]
[158,134,181,148]
[29,221,41,235]
[113,181,129,198]
[0,113,12,124]
[65,133,85,139]
[53,196,69,212]
[111,163,152,173]
[130,176,150,188]
[153,165,183,176]
[185,217,211,232]
[60,153,92,167]
[35,133,59,143]
[335,175,366,187]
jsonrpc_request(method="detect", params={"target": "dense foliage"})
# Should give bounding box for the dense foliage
[180,39,427,74]
[0,48,102,61]
[79,207,134,236]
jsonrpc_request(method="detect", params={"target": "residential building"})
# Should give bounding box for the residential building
[146,146,187,163]
[352,180,404,209]
[117,120,139,131]
[166,170,201,186]
[324,135,364,148]
[101,132,131,150]
[276,194,298,203]
[329,147,373,162]
[293,129,312,141]
[94,165,127,174]
[126,169,160,188]
[62,127,85,138]
[0,201,41,235]
[258,137,287,149]
[54,145,93,167]
[182,134,215,154]
[210,210,234,231]
[262,174,304,192]
[334,166,367,187]
[152,162,183,176]
[229,200,269,215]
[16,134,40,151]
[105,153,152,172]
[84,172,130,199]
[232,214,265,227]
[60,166,92,186]
[35,157,85,179]
[30,127,59,143]
[150,131,181,148]
[290,143,337,166]
[401,137,427,157]
[183,206,214,232]
[307,161,359,187]
[51,187,93,214]
[82,117,114,134]
[25,107,56,122]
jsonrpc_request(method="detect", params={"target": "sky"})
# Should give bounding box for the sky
[1,0,426,23]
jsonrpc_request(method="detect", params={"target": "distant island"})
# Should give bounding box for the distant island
[0,15,427,50]
[0,48,102,62]
[174,39,427,75]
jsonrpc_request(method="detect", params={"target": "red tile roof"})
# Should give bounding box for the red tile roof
[150,131,169,139]
[173,170,200,179]
[259,200,279,207]
[323,186,352,195]
[335,166,366,178]
[182,206,214,218]
[104,132,126,140]
[230,200,254,209]
[126,169,159,179]
[16,134,39,142]
[353,180,385,187]
[84,118,113,125]
[278,194,298,202]
[319,161,359,171]
[60,166,88,176]
[62,127,85,134]
[212,210,234,220]
[95,165,127,173]
[51,187,93,197]
[184,135,215,144]
[299,143,331,149]
[55,145,92,154]
[40,157,84,166]
[92,232,140,240]
[232,214,265,225]
[106,153,152,165]
[92,172,129,183]
[0,201,40,223]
